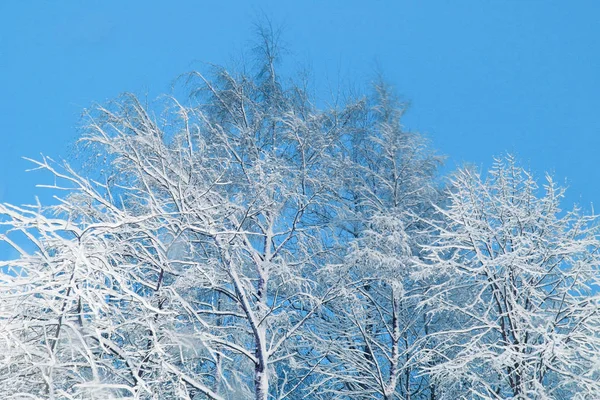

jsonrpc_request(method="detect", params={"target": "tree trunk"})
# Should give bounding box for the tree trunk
[255,361,269,400]
[254,324,269,400]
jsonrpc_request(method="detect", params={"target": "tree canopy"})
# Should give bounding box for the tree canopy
[1,29,599,400]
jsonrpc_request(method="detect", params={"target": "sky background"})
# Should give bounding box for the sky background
[1,1,599,216]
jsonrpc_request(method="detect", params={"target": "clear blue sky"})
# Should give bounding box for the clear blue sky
[1,1,600,211]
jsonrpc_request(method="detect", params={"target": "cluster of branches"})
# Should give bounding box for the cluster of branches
[1,33,600,400]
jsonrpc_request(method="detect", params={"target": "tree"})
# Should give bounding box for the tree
[0,28,422,399]
[310,82,442,400]
[3,26,599,400]
[418,156,600,399]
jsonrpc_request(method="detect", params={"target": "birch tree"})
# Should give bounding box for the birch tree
[419,157,600,399]
[0,30,355,399]
[4,24,599,400]
[311,83,442,400]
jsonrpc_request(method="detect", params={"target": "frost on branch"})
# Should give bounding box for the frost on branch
[419,157,600,399]
[0,37,378,399]
[1,33,598,400]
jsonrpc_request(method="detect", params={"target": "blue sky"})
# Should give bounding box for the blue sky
[1,1,599,213]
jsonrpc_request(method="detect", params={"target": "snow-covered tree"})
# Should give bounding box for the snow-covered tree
[311,82,442,400]
[0,28,357,398]
[419,156,600,399]
[2,25,599,400]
